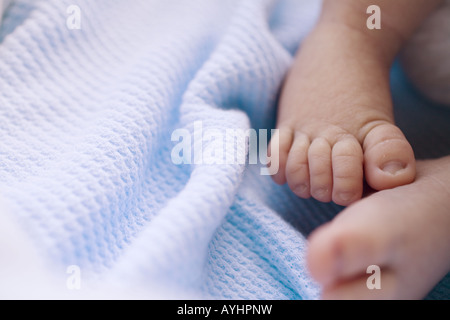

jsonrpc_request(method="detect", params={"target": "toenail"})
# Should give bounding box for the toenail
[315,187,329,198]
[338,192,354,202]
[294,184,308,195]
[380,161,406,175]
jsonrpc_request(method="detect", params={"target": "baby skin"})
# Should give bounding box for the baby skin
[270,0,450,298]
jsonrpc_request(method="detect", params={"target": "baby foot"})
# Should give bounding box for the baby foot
[270,26,416,206]
[307,157,450,299]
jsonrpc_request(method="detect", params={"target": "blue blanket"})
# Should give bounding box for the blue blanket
[0,0,448,299]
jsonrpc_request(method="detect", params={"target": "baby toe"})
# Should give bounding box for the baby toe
[363,123,416,190]
[331,137,364,206]
[286,132,311,198]
[308,137,333,202]
[269,127,294,185]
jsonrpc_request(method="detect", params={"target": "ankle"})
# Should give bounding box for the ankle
[314,19,396,70]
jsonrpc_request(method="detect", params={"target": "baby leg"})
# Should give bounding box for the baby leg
[401,0,450,106]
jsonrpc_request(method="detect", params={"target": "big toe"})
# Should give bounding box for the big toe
[363,123,416,190]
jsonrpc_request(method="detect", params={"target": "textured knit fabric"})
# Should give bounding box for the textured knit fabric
[0,0,449,299]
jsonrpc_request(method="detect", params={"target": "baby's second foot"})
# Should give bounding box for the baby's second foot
[270,25,416,206]
[307,157,450,299]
